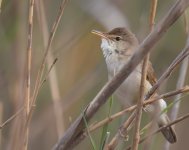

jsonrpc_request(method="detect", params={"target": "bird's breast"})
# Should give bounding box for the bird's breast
[107,62,151,107]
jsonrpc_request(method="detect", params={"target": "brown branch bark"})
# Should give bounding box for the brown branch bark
[53,0,189,149]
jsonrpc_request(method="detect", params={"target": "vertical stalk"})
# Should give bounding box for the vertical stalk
[132,0,158,150]
[0,102,2,149]
[23,0,35,149]
[36,0,65,138]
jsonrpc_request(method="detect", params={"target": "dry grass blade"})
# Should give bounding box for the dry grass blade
[23,0,69,142]
[141,1,158,150]
[132,57,148,150]
[0,107,24,129]
[146,38,189,99]
[132,56,148,150]
[36,0,65,137]
[23,0,35,149]
[58,86,189,149]
[40,58,58,87]
[149,0,158,29]
[105,85,188,150]
[126,112,189,150]
[145,86,189,105]
[53,1,189,149]
[86,86,189,134]
[184,10,189,34]
[141,113,189,143]
[30,0,69,110]
[81,86,188,139]
[0,0,2,13]
[53,85,189,150]
[0,102,2,149]
[164,9,189,150]
[169,9,189,126]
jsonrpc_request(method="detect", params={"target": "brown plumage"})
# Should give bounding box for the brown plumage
[147,62,176,143]
[147,61,157,85]
[92,27,177,143]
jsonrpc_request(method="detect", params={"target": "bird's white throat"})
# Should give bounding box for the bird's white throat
[100,38,116,59]
[100,38,127,75]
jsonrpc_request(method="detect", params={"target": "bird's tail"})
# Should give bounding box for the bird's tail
[157,114,177,143]
[144,99,177,143]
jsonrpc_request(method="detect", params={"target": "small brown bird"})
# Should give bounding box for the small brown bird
[92,27,177,143]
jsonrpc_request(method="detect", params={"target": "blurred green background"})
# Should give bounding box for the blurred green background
[0,0,188,150]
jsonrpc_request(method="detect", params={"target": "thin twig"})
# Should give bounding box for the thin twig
[23,0,35,149]
[53,1,189,149]
[147,39,189,99]
[87,86,189,133]
[0,102,2,149]
[142,113,189,143]
[184,10,189,34]
[40,58,58,87]
[24,0,69,141]
[126,112,189,150]
[145,86,189,105]
[36,0,65,138]
[58,39,189,149]
[30,0,69,110]
[164,10,189,150]
[170,9,189,129]
[131,57,148,150]
[106,85,188,150]
[0,0,2,13]
[0,107,24,129]
[107,112,136,150]
[67,85,189,150]
[142,1,158,150]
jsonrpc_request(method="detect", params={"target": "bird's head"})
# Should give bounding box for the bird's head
[92,27,138,58]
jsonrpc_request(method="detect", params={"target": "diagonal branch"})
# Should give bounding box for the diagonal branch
[30,0,69,110]
[53,0,189,149]
[126,112,189,150]
[170,9,189,131]
[56,82,189,150]
[87,86,189,133]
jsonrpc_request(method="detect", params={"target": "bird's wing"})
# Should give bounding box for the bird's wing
[146,61,157,85]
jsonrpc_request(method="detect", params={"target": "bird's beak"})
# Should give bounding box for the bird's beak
[91,30,109,39]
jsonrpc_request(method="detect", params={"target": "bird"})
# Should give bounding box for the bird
[91,27,177,143]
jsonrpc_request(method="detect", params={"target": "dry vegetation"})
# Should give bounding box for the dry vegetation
[0,0,189,150]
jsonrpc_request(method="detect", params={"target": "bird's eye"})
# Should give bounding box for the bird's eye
[115,36,121,41]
